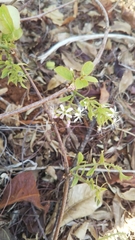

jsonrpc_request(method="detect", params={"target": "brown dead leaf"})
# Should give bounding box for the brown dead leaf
[73,222,89,239]
[111,21,131,34]
[118,45,134,66]
[0,138,4,155]
[1,103,21,126]
[67,223,78,240]
[91,209,113,221]
[88,225,99,239]
[73,0,78,17]
[61,183,105,227]
[105,38,112,50]
[52,32,71,42]
[92,0,113,18]
[61,52,82,71]
[113,194,124,228]
[62,16,75,25]
[0,171,45,210]
[46,166,57,180]
[44,5,64,26]
[105,154,117,164]
[99,82,109,104]
[116,187,135,201]
[119,69,133,93]
[122,7,135,29]
[77,41,97,58]
[106,173,135,188]
[62,0,78,25]
[30,131,37,152]
[47,74,67,90]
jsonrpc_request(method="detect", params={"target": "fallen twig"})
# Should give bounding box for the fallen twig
[93,0,109,67]
[38,33,135,63]
[15,55,70,240]
[78,118,96,154]
[0,86,71,120]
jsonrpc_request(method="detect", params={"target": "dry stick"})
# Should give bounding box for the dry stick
[38,33,135,63]
[19,0,34,12]
[43,108,69,240]
[93,0,109,67]
[2,164,135,174]
[78,118,96,154]
[15,58,70,240]
[0,87,71,120]
[108,0,120,13]
[20,0,76,22]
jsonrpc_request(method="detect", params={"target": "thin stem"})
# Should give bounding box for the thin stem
[93,0,110,67]
[15,55,42,99]
[78,118,96,154]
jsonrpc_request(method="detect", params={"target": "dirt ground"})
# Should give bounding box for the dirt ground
[1,0,135,240]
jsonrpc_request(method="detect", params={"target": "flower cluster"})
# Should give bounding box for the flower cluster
[55,104,85,122]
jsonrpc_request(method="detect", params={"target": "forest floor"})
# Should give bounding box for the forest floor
[1,0,135,240]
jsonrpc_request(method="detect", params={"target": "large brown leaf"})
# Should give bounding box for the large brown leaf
[0,171,44,210]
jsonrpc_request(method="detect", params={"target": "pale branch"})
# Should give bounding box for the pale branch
[93,0,110,67]
[38,34,135,63]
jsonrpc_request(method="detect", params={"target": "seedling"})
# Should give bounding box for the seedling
[0,4,26,87]
[55,61,115,126]
[70,151,132,203]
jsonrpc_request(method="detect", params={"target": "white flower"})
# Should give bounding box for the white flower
[56,104,73,119]
[73,106,85,122]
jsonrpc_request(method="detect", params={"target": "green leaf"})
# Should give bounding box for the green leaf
[86,167,96,176]
[81,61,94,76]
[12,27,23,40]
[0,4,14,34]
[54,66,74,81]
[59,95,73,102]
[84,76,98,83]
[95,106,113,126]
[88,107,95,120]
[75,78,88,89]
[71,176,79,187]
[0,5,22,41]
[1,68,9,78]
[46,61,55,70]
[0,61,5,65]
[0,61,5,68]
[99,151,105,164]
[119,172,132,181]
[77,152,84,165]
[6,5,20,30]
